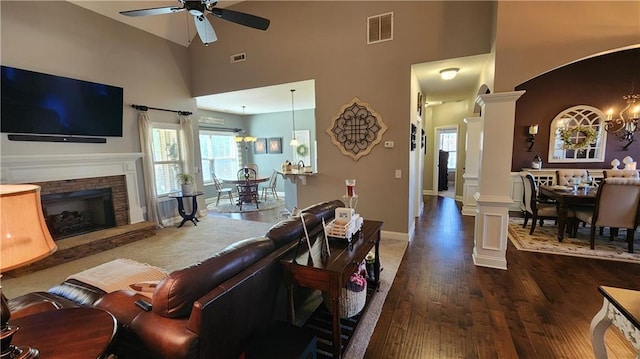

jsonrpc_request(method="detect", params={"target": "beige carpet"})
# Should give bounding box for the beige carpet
[2,216,274,299]
[508,217,640,264]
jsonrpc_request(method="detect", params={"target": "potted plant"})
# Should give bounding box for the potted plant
[176,173,195,194]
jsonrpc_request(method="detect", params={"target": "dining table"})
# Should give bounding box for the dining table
[222,177,270,207]
[539,184,598,241]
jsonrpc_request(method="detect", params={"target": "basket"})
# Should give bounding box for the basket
[323,280,367,319]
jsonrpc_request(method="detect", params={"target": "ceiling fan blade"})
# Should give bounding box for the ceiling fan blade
[120,6,184,17]
[194,15,218,45]
[209,8,270,31]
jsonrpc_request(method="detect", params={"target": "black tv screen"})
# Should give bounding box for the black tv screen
[1,66,123,137]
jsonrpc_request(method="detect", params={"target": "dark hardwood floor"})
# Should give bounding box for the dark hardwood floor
[209,196,640,358]
[366,196,640,359]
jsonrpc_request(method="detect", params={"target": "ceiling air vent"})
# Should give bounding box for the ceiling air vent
[367,12,393,44]
[230,52,246,63]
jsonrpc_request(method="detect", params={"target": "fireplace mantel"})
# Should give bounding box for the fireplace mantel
[1,153,145,224]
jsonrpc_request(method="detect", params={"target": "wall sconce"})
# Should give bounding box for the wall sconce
[605,93,639,150]
[527,124,538,152]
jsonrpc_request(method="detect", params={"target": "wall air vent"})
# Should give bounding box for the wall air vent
[230,52,246,63]
[367,12,393,44]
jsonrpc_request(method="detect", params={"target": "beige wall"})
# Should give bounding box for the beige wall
[189,1,494,232]
[2,1,636,234]
[1,1,197,212]
[493,1,640,92]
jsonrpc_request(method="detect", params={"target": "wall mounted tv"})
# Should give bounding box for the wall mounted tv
[1,65,123,142]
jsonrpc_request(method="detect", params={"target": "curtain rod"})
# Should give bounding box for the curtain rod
[199,126,242,133]
[131,104,192,116]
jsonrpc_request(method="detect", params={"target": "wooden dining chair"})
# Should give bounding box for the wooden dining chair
[261,170,278,201]
[236,167,259,210]
[212,173,234,206]
[573,178,640,252]
[521,172,569,235]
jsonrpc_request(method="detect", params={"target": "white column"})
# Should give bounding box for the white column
[473,91,525,270]
[462,116,482,216]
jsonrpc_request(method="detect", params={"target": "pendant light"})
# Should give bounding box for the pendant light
[289,89,299,146]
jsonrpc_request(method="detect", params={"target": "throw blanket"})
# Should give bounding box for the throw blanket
[68,258,167,298]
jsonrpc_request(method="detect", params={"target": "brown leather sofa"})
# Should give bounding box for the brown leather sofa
[9,199,344,359]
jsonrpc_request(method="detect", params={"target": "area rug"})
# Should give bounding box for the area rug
[508,217,640,264]
[207,197,284,213]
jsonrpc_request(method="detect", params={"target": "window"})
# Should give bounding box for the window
[548,105,607,163]
[440,131,457,169]
[152,124,183,196]
[199,130,240,184]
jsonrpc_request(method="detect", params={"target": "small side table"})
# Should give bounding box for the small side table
[168,191,204,228]
[590,286,640,358]
[10,307,117,359]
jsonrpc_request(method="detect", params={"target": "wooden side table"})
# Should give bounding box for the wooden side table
[281,220,382,359]
[168,191,204,227]
[590,286,640,358]
[10,307,117,358]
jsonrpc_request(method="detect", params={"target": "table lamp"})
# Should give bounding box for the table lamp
[1,184,58,359]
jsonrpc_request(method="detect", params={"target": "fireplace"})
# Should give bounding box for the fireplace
[42,188,116,240]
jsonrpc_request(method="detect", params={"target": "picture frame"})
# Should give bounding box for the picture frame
[254,138,267,154]
[268,137,282,154]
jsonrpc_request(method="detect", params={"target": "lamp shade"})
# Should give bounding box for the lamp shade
[1,184,57,272]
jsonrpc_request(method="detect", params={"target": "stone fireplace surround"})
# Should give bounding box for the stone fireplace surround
[1,153,155,275]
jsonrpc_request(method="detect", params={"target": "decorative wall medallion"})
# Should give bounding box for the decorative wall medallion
[327,97,388,161]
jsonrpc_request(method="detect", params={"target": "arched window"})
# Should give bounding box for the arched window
[548,105,607,163]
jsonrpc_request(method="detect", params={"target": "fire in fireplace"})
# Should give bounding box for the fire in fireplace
[41,188,116,240]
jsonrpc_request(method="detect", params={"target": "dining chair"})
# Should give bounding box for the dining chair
[261,170,278,201]
[603,169,640,179]
[212,173,234,206]
[245,163,259,175]
[556,169,589,186]
[521,172,570,235]
[236,167,259,210]
[573,178,640,252]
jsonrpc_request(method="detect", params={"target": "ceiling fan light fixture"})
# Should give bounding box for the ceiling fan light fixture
[439,68,459,80]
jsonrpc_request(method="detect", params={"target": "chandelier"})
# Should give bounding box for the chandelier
[605,93,640,150]
[235,106,257,144]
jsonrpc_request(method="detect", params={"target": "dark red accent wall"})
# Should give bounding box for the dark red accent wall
[511,47,640,172]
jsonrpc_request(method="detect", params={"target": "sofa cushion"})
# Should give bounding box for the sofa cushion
[301,200,345,222]
[266,214,319,248]
[152,237,275,318]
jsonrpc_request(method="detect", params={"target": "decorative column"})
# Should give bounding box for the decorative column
[462,116,482,216]
[473,91,525,270]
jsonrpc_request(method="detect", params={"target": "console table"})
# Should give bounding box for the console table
[168,191,204,227]
[10,307,117,358]
[590,286,640,358]
[281,219,382,359]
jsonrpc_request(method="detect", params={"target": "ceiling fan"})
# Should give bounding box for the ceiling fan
[120,0,270,46]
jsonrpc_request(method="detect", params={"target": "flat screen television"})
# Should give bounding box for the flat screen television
[1,65,123,138]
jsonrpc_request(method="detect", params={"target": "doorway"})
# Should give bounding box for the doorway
[434,126,457,198]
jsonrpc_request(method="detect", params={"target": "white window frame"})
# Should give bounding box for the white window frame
[547,105,607,163]
[199,130,241,185]
[151,123,183,197]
